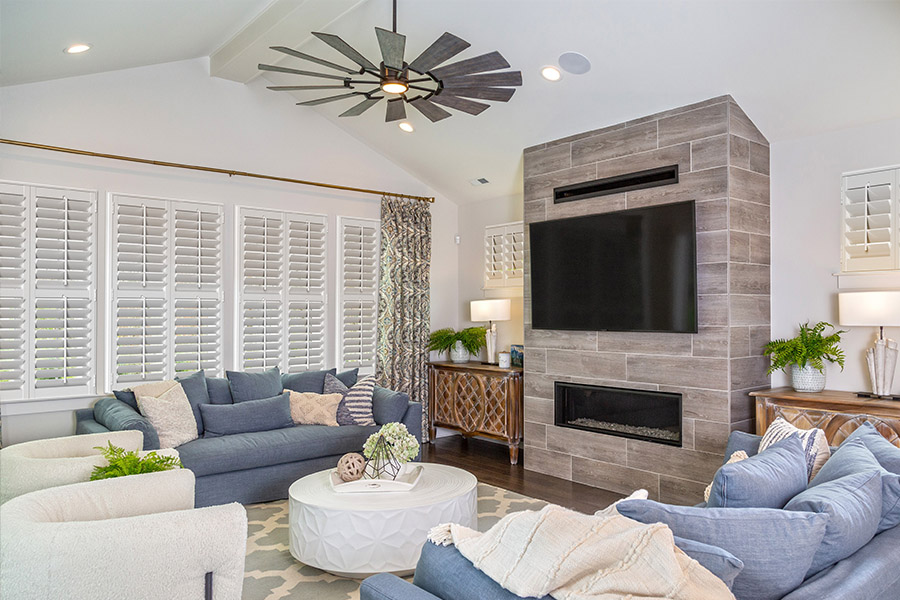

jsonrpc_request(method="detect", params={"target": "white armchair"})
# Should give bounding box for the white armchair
[0,430,178,504]
[0,468,247,600]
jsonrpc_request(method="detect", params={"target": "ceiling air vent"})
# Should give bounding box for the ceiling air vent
[553,164,679,204]
[470,178,490,186]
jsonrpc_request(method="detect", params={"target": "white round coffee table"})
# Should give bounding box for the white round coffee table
[288,463,477,578]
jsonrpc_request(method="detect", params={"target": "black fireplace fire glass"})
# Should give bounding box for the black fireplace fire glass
[554,382,682,447]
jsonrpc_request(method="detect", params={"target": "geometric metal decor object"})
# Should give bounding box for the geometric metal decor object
[363,435,403,480]
[259,0,522,123]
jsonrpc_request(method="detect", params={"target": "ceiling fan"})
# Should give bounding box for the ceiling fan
[258,0,522,123]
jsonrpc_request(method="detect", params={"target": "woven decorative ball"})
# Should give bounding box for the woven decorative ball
[337,452,366,482]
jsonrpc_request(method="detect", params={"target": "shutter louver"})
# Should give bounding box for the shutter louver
[0,188,27,290]
[174,298,220,375]
[241,299,282,371]
[505,228,525,281]
[287,300,326,371]
[34,193,93,289]
[114,296,167,383]
[339,219,378,372]
[484,222,524,288]
[0,186,27,398]
[288,218,326,295]
[842,169,897,272]
[242,215,283,294]
[0,296,26,394]
[115,202,168,290]
[174,207,221,292]
[33,297,92,388]
[484,227,504,287]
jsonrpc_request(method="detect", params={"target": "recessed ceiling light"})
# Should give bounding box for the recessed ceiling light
[398,121,414,133]
[65,43,91,54]
[558,52,591,75]
[541,66,561,81]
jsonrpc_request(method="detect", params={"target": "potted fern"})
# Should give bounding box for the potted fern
[763,321,846,392]
[428,327,488,363]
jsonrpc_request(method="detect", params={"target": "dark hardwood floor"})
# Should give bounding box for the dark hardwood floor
[421,435,623,514]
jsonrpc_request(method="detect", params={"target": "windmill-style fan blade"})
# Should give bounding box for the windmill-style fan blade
[296,92,360,106]
[340,97,382,117]
[270,46,357,74]
[430,51,510,80]
[408,32,470,74]
[440,87,515,102]
[312,32,378,71]
[442,71,523,88]
[268,85,350,91]
[259,63,348,81]
[409,97,452,122]
[375,28,406,71]
[385,98,407,122]
[429,94,490,116]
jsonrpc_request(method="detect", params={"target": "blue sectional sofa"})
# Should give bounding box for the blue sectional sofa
[76,369,421,507]
[360,428,900,600]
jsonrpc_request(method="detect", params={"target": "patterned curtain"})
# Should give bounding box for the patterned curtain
[376,195,432,441]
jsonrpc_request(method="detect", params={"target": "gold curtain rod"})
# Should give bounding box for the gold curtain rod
[0,138,435,203]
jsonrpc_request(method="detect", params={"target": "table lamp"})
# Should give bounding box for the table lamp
[470,299,511,365]
[838,290,900,399]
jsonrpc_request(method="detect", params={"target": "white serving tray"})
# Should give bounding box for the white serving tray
[329,465,424,493]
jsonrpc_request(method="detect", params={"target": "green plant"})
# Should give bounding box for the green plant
[427,326,488,355]
[363,423,420,464]
[763,321,846,375]
[90,442,183,481]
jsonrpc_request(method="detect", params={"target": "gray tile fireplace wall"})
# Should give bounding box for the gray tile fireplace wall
[522,96,771,505]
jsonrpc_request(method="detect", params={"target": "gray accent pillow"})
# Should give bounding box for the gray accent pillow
[724,430,762,462]
[616,499,828,600]
[199,392,293,438]
[336,368,359,388]
[226,367,282,403]
[282,368,337,394]
[205,377,233,404]
[844,421,900,474]
[785,469,883,577]
[324,372,354,426]
[707,434,808,509]
[175,370,210,436]
[325,373,376,426]
[113,389,138,410]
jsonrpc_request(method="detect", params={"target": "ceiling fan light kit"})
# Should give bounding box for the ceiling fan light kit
[259,0,522,124]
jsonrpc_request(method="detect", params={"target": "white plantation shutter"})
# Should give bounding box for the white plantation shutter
[0,184,27,397]
[33,297,92,388]
[238,209,327,373]
[0,297,26,395]
[173,298,220,374]
[113,297,167,383]
[339,218,378,372]
[484,222,524,288]
[842,169,899,272]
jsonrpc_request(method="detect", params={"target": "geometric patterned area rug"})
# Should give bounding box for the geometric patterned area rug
[243,483,548,600]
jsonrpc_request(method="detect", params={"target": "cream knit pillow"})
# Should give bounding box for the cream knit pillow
[285,390,342,426]
[704,450,749,502]
[133,380,198,448]
[759,417,831,481]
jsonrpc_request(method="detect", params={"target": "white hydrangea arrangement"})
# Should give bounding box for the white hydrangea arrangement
[363,422,419,464]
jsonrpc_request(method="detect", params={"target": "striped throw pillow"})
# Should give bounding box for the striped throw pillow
[759,417,831,481]
[339,375,377,426]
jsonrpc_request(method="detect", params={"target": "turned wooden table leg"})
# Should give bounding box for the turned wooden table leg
[508,443,519,465]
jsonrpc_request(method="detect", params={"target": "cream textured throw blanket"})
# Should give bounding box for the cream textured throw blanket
[428,504,734,600]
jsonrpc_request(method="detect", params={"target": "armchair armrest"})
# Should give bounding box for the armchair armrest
[361,574,441,600]
[93,396,160,450]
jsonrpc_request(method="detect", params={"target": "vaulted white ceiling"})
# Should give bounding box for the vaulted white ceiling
[3,0,900,204]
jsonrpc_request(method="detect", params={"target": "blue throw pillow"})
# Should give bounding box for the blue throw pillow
[616,499,828,600]
[282,368,337,394]
[93,396,160,450]
[205,377,233,404]
[724,430,762,462]
[324,373,354,426]
[843,421,900,474]
[336,368,359,388]
[811,437,900,533]
[113,389,138,410]
[175,370,210,436]
[785,469,882,577]
[707,434,808,509]
[199,392,293,438]
[226,367,282,403]
[673,536,743,590]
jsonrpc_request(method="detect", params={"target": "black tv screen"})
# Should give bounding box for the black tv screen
[529,201,697,333]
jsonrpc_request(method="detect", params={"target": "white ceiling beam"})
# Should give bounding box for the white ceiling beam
[210,0,367,84]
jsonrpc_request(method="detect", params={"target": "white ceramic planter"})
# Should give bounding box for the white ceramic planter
[450,340,469,363]
[791,364,826,393]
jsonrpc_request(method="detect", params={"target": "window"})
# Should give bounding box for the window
[0,182,97,400]
[842,167,899,272]
[110,194,223,386]
[338,217,379,373]
[238,208,327,373]
[484,221,524,288]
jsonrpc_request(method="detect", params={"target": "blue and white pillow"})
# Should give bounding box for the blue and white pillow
[324,373,376,426]
[759,417,831,480]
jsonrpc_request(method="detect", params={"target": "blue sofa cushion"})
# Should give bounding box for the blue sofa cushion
[282,368,337,394]
[226,367,282,403]
[372,387,410,425]
[844,421,900,474]
[206,377,233,404]
[113,389,139,410]
[672,536,744,590]
[786,469,883,577]
[724,430,762,461]
[811,438,900,533]
[177,423,378,477]
[336,368,359,388]
[617,499,828,600]
[199,393,293,438]
[707,434,808,509]
[93,396,160,450]
[175,370,211,436]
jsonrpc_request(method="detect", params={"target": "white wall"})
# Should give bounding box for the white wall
[771,117,900,393]
[455,195,524,361]
[0,58,459,444]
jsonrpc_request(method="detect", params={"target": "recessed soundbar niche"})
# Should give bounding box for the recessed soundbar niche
[553,164,679,204]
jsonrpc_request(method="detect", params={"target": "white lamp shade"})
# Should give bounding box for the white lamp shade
[838,291,900,326]
[470,299,511,322]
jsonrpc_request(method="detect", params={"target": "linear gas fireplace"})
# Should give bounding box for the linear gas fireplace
[554,382,682,447]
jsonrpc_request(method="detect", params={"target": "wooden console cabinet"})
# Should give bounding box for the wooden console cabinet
[427,361,524,464]
[751,387,900,447]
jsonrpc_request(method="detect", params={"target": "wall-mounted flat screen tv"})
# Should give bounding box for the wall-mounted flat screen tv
[529,200,697,333]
